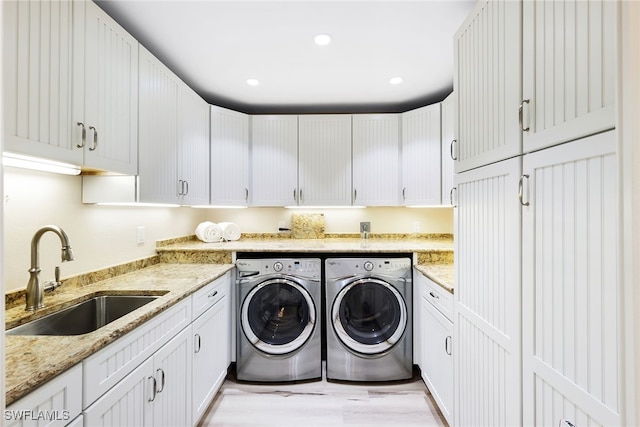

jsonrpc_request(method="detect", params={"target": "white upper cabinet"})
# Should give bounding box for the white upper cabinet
[352,114,400,206]
[298,115,352,206]
[521,0,617,152]
[453,0,522,173]
[210,106,250,206]
[75,0,138,174]
[138,46,180,204]
[441,93,455,205]
[178,82,210,206]
[250,115,298,207]
[3,0,138,174]
[401,104,442,206]
[3,0,79,164]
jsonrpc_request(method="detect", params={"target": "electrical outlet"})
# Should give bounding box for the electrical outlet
[360,222,370,233]
[413,221,421,233]
[136,226,145,244]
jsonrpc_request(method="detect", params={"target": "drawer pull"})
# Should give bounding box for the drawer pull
[445,336,452,355]
[208,290,218,299]
[156,368,165,393]
[429,291,439,299]
[194,333,202,353]
[148,376,157,402]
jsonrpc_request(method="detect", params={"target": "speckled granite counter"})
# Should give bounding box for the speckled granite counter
[5,263,234,405]
[414,264,454,293]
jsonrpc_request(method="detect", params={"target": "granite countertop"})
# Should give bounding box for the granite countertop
[5,263,234,405]
[414,264,454,293]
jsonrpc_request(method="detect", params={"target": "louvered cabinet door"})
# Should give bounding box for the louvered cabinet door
[352,114,400,206]
[80,0,138,174]
[210,106,250,206]
[251,115,299,206]
[401,104,441,206]
[3,0,81,165]
[453,0,522,173]
[522,131,620,427]
[298,115,352,206]
[138,46,179,204]
[522,0,617,152]
[453,156,522,426]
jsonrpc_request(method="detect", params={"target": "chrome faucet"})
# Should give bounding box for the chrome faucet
[25,225,74,311]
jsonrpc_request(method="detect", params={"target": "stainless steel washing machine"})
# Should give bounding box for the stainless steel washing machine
[236,258,322,382]
[325,257,412,381]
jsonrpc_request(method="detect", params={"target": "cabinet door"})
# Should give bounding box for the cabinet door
[152,327,193,427]
[453,0,522,172]
[5,364,82,427]
[401,105,441,206]
[78,0,138,174]
[178,82,210,206]
[192,295,230,423]
[522,0,617,152]
[454,157,522,426]
[421,296,453,426]
[210,106,250,206]
[440,94,455,205]
[251,115,298,206]
[298,115,352,206]
[352,114,400,206]
[138,46,180,204]
[3,0,81,165]
[522,131,619,426]
[83,358,153,427]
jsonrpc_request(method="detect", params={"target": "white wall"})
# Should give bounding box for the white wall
[4,167,453,293]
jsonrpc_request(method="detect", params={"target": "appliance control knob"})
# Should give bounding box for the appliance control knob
[363,261,374,271]
[273,261,283,272]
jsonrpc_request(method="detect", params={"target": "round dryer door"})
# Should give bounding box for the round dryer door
[331,278,407,355]
[241,278,316,355]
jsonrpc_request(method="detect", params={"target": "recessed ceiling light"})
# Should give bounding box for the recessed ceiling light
[389,77,404,85]
[314,33,332,46]
[246,78,260,86]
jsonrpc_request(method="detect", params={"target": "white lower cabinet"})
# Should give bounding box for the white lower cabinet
[416,272,453,426]
[192,274,231,424]
[5,364,82,427]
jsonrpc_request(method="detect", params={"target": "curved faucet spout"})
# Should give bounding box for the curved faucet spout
[26,225,74,311]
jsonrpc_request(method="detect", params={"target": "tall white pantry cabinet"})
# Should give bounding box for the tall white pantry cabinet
[453,0,620,426]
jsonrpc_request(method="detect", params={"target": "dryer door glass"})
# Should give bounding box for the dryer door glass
[242,278,316,355]
[332,278,407,355]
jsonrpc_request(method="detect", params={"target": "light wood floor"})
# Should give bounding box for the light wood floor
[198,368,448,427]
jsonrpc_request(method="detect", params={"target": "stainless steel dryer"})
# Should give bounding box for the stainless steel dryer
[325,257,412,381]
[236,258,322,382]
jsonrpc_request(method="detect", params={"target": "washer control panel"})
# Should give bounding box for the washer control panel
[236,258,321,279]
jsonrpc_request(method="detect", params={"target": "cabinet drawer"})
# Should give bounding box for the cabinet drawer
[422,275,453,322]
[192,272,230,320]
[83,298,191,408]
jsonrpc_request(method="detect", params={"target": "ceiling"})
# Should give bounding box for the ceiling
[95,0,476,114]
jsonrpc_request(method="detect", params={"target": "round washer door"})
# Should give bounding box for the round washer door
[241,278,316,355]
[331,278,407,355]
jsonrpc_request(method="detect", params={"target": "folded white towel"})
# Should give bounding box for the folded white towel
[218,222,241,241]
[195,221,222,243]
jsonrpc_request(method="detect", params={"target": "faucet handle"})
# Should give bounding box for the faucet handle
[54,266,60,283]
[44,266,62,292]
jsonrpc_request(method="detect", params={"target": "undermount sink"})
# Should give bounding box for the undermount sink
[6,295,160,336]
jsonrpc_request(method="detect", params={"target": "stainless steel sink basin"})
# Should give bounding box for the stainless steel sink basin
[6,295,159,336]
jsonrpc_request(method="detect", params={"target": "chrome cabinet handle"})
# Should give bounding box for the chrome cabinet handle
[156,368,165,393]
[208,290,218,299]
[450,139,458,160]
[184,180,189,196]
[88,126,98,151]
[519,99,530,132]
[450,187,457,208]
[148,376,157,402]
[194,333,202,354]
[299,189,304,203]
[445,336,452,356]
[429,291,439,300]
[402,187,406,201]
[178,180,183,196]
[76,122,86,148]
[293,189,297,203]
[244,188,249,201]
[519,174,530,206]
[353,188,357,202]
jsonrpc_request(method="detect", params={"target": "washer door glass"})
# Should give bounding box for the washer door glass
[332,278,407,355]
[242,278,316,355]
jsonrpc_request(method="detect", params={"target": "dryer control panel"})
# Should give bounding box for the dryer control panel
[236,258,321,280]
[325,257,412,278]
